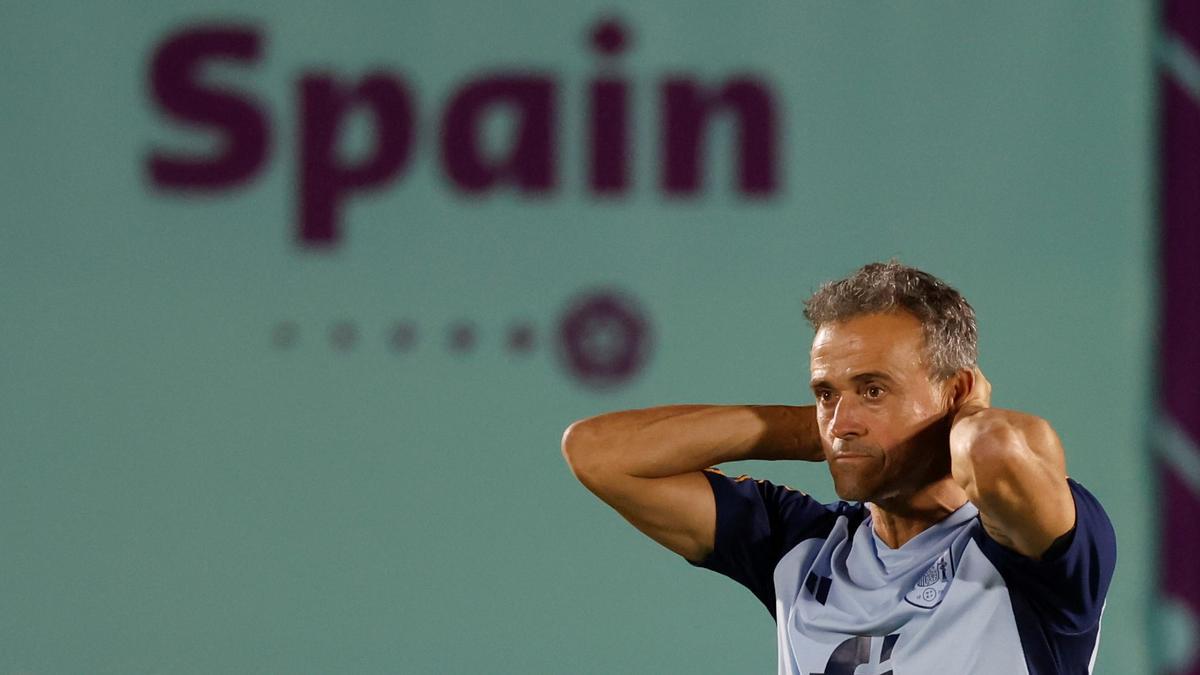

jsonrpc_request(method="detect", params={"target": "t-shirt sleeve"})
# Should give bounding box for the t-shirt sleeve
[684,466,844,617]
[974,477,1117,634]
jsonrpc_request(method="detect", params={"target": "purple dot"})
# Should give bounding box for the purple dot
[448,321,477,353]
[590,17,629,55]
[507,322,536,353]
[556,288,652,389]
[389,320,418,352]
[330,321,357,351]
[272,321,299,349]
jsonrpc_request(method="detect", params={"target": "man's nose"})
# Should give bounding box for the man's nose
[830,397,866,439]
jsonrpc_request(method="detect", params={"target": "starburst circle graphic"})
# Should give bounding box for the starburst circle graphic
[556,288,653,390]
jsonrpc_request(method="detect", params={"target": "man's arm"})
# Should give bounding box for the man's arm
[948,369,1076,559]
[561,404,823,562]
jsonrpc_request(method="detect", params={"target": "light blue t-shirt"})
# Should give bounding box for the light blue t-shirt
[685,468,1116,674]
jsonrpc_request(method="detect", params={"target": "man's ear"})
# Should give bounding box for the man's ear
[946,369,974,410]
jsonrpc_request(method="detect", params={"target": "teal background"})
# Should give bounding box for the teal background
[1,2,1154,673]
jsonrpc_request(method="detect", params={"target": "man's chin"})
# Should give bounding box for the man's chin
[831,479,874,502]
[828,464,878,502]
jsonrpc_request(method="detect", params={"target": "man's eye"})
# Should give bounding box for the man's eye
[865,386,884,399]
[815,390,833,402]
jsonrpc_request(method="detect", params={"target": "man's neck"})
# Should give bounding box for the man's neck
[868,480,969,549]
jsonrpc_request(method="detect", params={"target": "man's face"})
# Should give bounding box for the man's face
[809,311,954,503]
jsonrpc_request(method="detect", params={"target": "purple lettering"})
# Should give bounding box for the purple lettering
[298,73,415,246]
[440,76,556,193]
[146,24,269,189]
[143,19,786,252]
[588,18,631,194]
[661,77,778,195]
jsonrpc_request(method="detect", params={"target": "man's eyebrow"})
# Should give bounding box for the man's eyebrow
[809,372,896,389]
[851,371,896,384]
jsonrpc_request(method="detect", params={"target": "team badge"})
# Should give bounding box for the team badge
[904,549,954,609]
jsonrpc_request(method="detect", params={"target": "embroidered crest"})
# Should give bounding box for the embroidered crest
[904,549,954,609]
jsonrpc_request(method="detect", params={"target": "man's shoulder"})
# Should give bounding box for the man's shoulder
[702,466,869,524]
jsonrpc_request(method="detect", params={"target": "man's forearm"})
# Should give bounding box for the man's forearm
[948,407,1066,497]
[562,404,824,480]
[947,406,1075,557]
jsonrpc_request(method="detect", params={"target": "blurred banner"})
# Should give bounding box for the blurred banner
[0,3,1154,673]
[1156,2,1200,674]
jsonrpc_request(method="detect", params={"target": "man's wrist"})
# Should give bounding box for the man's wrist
[748,404,825,462]
[952,403,989,429]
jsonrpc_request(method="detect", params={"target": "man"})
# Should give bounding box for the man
[561,261,1116,674]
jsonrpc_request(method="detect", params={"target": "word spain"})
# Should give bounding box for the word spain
[145,20,782,248]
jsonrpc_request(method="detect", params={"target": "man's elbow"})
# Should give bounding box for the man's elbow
[561,419,605,478]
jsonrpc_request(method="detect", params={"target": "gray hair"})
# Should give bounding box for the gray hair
[802,260,978,380]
